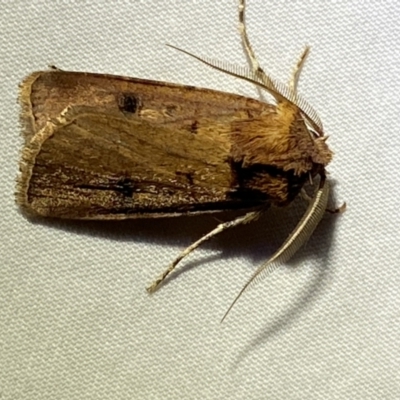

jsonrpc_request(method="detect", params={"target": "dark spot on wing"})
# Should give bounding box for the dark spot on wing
[115,177,135,197]
[176,171,194,186]
[118,93,140,114]
[190,120,198,134]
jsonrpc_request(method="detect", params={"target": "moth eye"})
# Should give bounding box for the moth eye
[117,93,140,114]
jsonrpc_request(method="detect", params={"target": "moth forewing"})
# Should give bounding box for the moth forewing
[18,70,326,220]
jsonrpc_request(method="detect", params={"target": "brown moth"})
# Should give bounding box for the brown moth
[17,0,334,320]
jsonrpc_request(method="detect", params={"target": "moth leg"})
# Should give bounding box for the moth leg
[238,0,261,76]
[303,188,346,214]
[289,46,310,92]
[238,0,275,89]
[301,188,313,203]
[326,202,347,214]
[147,211,261,293]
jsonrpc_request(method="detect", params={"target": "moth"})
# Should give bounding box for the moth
[17,0,335,320]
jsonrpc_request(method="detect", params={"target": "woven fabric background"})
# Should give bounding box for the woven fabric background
[1,1,399,399]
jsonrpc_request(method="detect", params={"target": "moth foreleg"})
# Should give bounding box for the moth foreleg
[300,187,313,203]
[238,0,276,90]
[146,210,261,293]
[325,202,347,214]
[238,0,261,76]
[289,46,310,92]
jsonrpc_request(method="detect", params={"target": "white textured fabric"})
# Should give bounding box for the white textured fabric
[1,1,400,399]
